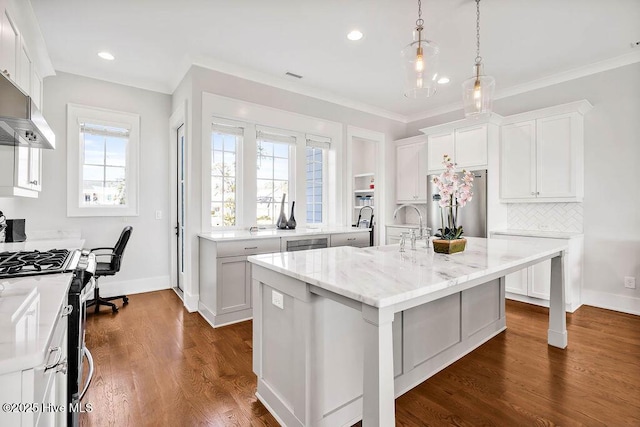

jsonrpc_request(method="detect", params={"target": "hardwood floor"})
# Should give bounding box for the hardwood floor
[80,290,640,426]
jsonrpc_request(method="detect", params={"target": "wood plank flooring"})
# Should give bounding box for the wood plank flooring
[80,290,640,426]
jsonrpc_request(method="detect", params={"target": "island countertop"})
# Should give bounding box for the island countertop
[248,237,568,308]
[199,226,369,242]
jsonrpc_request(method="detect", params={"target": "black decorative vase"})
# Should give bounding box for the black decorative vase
[287,201,297,229]
[276,194,288,229]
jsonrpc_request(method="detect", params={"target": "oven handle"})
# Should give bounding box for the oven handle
[79,347,94,400]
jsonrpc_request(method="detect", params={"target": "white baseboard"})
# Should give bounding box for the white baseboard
[99,275,170,298]
[184,291,199,313]
[582,289,640,316]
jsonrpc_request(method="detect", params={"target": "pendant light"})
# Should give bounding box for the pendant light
[462,0,495,117]
[401,0,439,98]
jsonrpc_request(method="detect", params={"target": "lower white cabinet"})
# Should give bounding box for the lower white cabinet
[330,231,369,248]
[199,237,281,327]
[491,232,583,312]
[0,301,68,427]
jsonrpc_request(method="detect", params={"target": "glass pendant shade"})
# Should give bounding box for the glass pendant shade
[402,37,439,98]
[462,63,495,117]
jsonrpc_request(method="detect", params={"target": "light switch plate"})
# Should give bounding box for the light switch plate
[155,210,162,220]
[272,290,284,309]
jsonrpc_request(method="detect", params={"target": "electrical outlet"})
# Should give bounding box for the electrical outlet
[155,210,162,220]
[624,276,636,289]
[272,290,284,309]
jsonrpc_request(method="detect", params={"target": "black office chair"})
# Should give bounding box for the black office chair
[86,226,133,313]
[355,206,375,246]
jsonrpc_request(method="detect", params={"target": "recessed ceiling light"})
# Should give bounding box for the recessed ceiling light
[437,77,450,84]
[347,30,363,41]
[98,51,115,61]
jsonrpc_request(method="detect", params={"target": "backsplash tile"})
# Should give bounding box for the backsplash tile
[507,203,583,233]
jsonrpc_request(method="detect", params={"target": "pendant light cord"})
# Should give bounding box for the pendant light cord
[416,0,424,42]
[475,0,482,64]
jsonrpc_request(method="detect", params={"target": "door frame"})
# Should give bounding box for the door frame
[169,101,195,310]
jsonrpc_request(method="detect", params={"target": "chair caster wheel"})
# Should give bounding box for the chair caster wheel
[123,297,129,305]
[112,306,119,313]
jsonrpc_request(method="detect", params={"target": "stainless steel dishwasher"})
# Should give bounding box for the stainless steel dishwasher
[285,237,328,251]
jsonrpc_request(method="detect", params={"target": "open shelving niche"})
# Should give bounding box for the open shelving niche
[353,172,375,224]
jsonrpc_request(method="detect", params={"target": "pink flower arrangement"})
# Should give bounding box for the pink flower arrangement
[431,154,474,240]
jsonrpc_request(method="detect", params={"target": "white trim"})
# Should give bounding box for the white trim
[66,103,140,217]
[419,113,504,136]
[407,51,640,123]
[582,289,640,316]
[500,100,593,125]
[99,275,170,298]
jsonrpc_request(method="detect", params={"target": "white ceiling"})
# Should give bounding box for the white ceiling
[30,0,640,121]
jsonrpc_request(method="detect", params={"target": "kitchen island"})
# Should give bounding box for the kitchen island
[248,237,568,426]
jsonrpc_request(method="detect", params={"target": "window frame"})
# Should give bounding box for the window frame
[210,121,243,227]
[66,103,140,217]
[304,142,328,225]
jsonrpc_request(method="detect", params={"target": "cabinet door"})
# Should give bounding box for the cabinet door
[504,269,528,296]
[18,41,30,94]
[217,256,251,315]
[415,141,428,201]
[427,132,454,172]
[396,143,419,202]
[31,70,42,109]
[454,125,487,169]
[529,259,551,300]
[500,121,536,199]
[14,146,40,191]
[536,114,576,199]
[0,9,18,83]
[29,148,41,191]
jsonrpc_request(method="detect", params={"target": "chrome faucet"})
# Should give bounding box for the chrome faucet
[392,204,424,239]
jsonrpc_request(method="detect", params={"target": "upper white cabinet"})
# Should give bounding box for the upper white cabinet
[422,114,502,174]
[395,135,427,203]
[0,8,18,84]
[500,101,592,203]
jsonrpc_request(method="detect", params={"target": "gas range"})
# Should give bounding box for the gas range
[0,248,83,279]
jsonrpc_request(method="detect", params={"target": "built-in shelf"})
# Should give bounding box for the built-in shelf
[353,172,375,178]
[354,189,374,194]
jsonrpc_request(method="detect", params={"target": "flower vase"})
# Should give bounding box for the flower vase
[433,238,466,254]
[276,194,288,229]
[287,201,297,229]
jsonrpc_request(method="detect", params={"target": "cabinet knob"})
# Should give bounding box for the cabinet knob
[29,180,38,185]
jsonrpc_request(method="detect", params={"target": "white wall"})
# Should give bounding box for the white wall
[407,62,640,314]
[172,65,406,311]
[14,72,172,296]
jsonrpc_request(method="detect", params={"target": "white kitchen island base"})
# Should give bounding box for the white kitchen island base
[252,265,506,427]
[249,238,568,426]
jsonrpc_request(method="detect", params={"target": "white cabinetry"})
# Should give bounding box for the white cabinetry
[353,173,375,225]
[0,8,18,84]
[500,101,592,202]
[395,136,427,203]
[330,231,370,248]
[491,232,584,312]
[0,145,41,197]
[199,237,281,327]
[422,115,502,174]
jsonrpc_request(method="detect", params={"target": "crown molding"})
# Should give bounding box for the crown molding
[406,50,640,124]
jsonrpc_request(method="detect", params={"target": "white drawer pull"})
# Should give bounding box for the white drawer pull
[61,305,73,317]
[244,246,258,250]
[347,238,356,241]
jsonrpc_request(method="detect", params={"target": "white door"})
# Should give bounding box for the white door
[455,125,487,169]
[427,132,454,172]
[536,114,576,199]
[176,124,186,291]
[396,143,420,202]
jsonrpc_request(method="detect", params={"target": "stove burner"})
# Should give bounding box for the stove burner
[0,249,72,278]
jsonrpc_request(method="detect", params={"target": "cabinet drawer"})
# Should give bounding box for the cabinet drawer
[216,238,281,257]
[330,232,370,248]
[32,304,68,408]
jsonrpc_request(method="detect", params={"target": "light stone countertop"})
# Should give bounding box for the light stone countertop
[0,238,84,374]
[248,237,568,309]
[199,226,370,242]
[490,229,584,239]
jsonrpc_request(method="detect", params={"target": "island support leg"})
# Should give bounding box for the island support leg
[548,253,567,348]
[362,305,395,426]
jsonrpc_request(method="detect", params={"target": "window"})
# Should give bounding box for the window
[305,135,329,224]
[80,123,128,206]
[256,130,294,225]
[211,124,240,227]
[66,104,140,217]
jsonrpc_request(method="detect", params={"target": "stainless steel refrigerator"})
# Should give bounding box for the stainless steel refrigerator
[426,170,487,238]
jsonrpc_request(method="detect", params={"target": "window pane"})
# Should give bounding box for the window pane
[257,139,292,225]
[105,166,125,181]
[257,157,273,179]
[212,134,223,150]
[306,146,324,224]
[83,135,104,165]
[211,202,223,227]
[105,137,127,166]
[211,129,238,227]
[273,143,289,158]
[224,136,235,151]
[273,157,288,180]
[83,165,103,181]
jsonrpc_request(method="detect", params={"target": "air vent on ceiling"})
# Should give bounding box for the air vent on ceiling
[285,71,303,79]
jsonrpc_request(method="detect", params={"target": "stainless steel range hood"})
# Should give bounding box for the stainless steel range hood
[0,72,55,149]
